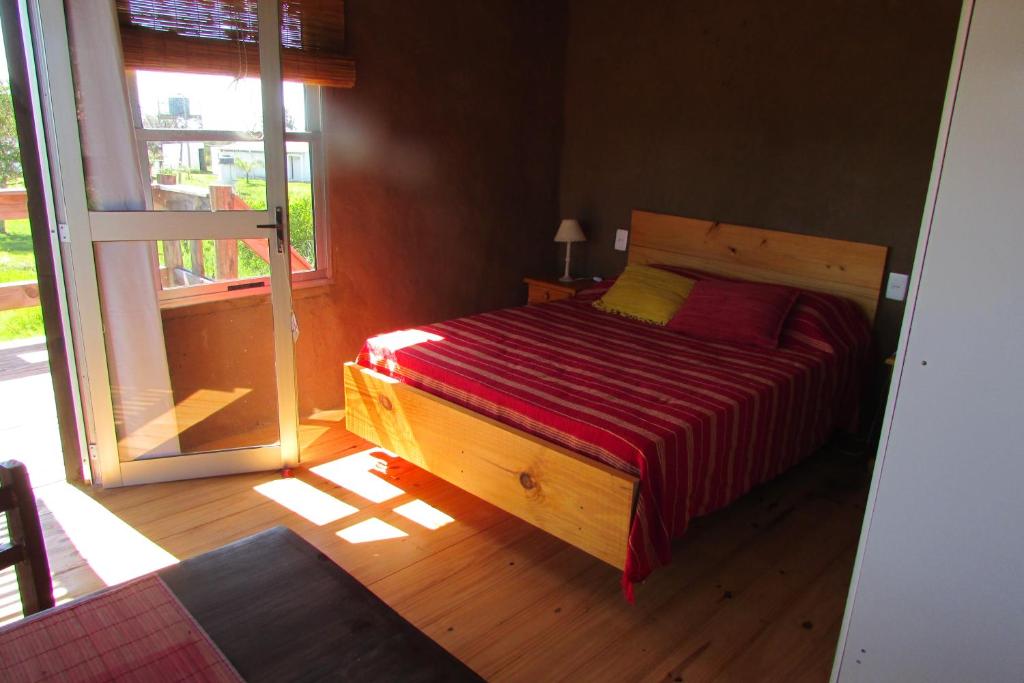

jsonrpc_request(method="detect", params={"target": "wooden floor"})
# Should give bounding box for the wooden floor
[12,415,869,682]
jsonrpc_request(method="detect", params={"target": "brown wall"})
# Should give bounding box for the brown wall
[316,0,568,402]
[559,0,962,353]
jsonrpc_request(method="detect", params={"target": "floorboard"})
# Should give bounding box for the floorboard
[10,416,869,682]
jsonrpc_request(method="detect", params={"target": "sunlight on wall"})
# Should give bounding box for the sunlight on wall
[35,483,177,586]
[394,499,454,530]
[253,478,358,526]
[336,517,408,544]
[311,449,405,503]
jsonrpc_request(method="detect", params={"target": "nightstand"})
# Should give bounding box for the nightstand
[523,277,592,305]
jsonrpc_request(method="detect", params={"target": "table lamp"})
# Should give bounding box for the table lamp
[554,219,586,282]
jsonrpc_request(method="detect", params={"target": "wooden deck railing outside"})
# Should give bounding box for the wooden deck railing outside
[0,184,313,312]
[155,182,312,288]
[0,188,36,312]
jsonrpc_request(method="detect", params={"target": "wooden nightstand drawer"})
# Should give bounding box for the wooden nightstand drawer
[524,277,591,305]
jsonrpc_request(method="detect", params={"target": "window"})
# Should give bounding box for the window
[126,69,330,305]
[112,0,354,306]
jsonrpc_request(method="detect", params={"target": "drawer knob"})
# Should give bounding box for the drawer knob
[379,395,393,411]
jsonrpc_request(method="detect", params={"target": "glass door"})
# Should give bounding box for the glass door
[33,0,298,486]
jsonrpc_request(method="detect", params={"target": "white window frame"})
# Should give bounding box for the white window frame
[125,74,330,308]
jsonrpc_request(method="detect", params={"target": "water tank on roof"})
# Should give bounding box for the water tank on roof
[168,96,190,118]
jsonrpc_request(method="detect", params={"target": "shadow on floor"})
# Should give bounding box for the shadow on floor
[0,496,105,625]
[0,339,50,381]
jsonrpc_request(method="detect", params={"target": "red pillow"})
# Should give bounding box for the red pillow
[666,280,799,349]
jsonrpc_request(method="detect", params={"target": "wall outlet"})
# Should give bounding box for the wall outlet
[886,272,909,301]
[614,229,629,251]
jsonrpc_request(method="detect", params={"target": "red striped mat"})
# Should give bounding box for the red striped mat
[0,574,242,682]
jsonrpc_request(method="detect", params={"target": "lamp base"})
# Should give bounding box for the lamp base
[560,242,574,282]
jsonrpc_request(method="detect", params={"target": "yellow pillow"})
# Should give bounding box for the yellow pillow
[593,265,696,325]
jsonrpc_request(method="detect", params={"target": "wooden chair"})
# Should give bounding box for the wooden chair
[0,461,54,615]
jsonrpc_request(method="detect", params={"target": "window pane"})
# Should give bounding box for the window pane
[157,238,270,292]
[133,72,317,277]
[98,241,279,458]
[285,141,315,273]
[134,70,307,132]
[147,141,267,212]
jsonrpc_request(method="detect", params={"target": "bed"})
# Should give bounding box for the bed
[344,210,887,595]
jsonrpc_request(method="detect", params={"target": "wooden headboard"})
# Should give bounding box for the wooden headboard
[628,210,889,323]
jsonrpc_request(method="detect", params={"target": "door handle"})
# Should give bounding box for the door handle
[258,206,285,254]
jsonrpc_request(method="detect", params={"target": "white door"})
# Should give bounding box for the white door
[33,1,299,486]
[833,0,1024,680]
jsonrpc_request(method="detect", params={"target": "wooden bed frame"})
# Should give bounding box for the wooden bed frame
[344,210,888,570]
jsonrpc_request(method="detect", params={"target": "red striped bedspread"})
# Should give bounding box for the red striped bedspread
[356,281,869,596]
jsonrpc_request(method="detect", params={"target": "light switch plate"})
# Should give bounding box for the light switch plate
[614,229,629,251]
[886,272,909,301]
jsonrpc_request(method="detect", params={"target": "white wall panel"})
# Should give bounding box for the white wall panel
[835,1,1024,681]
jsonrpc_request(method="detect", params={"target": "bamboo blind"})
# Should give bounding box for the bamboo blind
[116,0,355,88]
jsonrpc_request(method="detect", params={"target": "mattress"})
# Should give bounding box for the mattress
[357,281,870,595]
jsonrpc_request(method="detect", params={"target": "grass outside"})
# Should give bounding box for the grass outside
[165,171,312,208]
[0,217,34,283]
[0,218,43,342]
[0,308,42,342]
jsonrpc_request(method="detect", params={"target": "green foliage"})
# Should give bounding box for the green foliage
[234,179,267,210]
[233,157,263,182]
[0,219,35,283]
[289,193,315,266]
[236,237,270,278]
[0,199,39,342]
[236,190,314,273]
[232,181,315,274]
[0,307,43,342]
[0,263,35,283]
[0,83,22,188]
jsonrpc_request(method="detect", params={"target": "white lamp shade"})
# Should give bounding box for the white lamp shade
[554,219,586,243]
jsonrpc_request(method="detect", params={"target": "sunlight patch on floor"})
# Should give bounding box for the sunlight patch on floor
[306,408,344,423]
[0,561,73,626]
[16,349,48,364]
[35,482,177,586]
[311,449,405,503]
[297,424,331,449]
[253,478,359,526]
[300,448,456,544]
[0,369,65,487]
[337,517,408,544]
[393,499,454,530]
[114,387,254,459]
